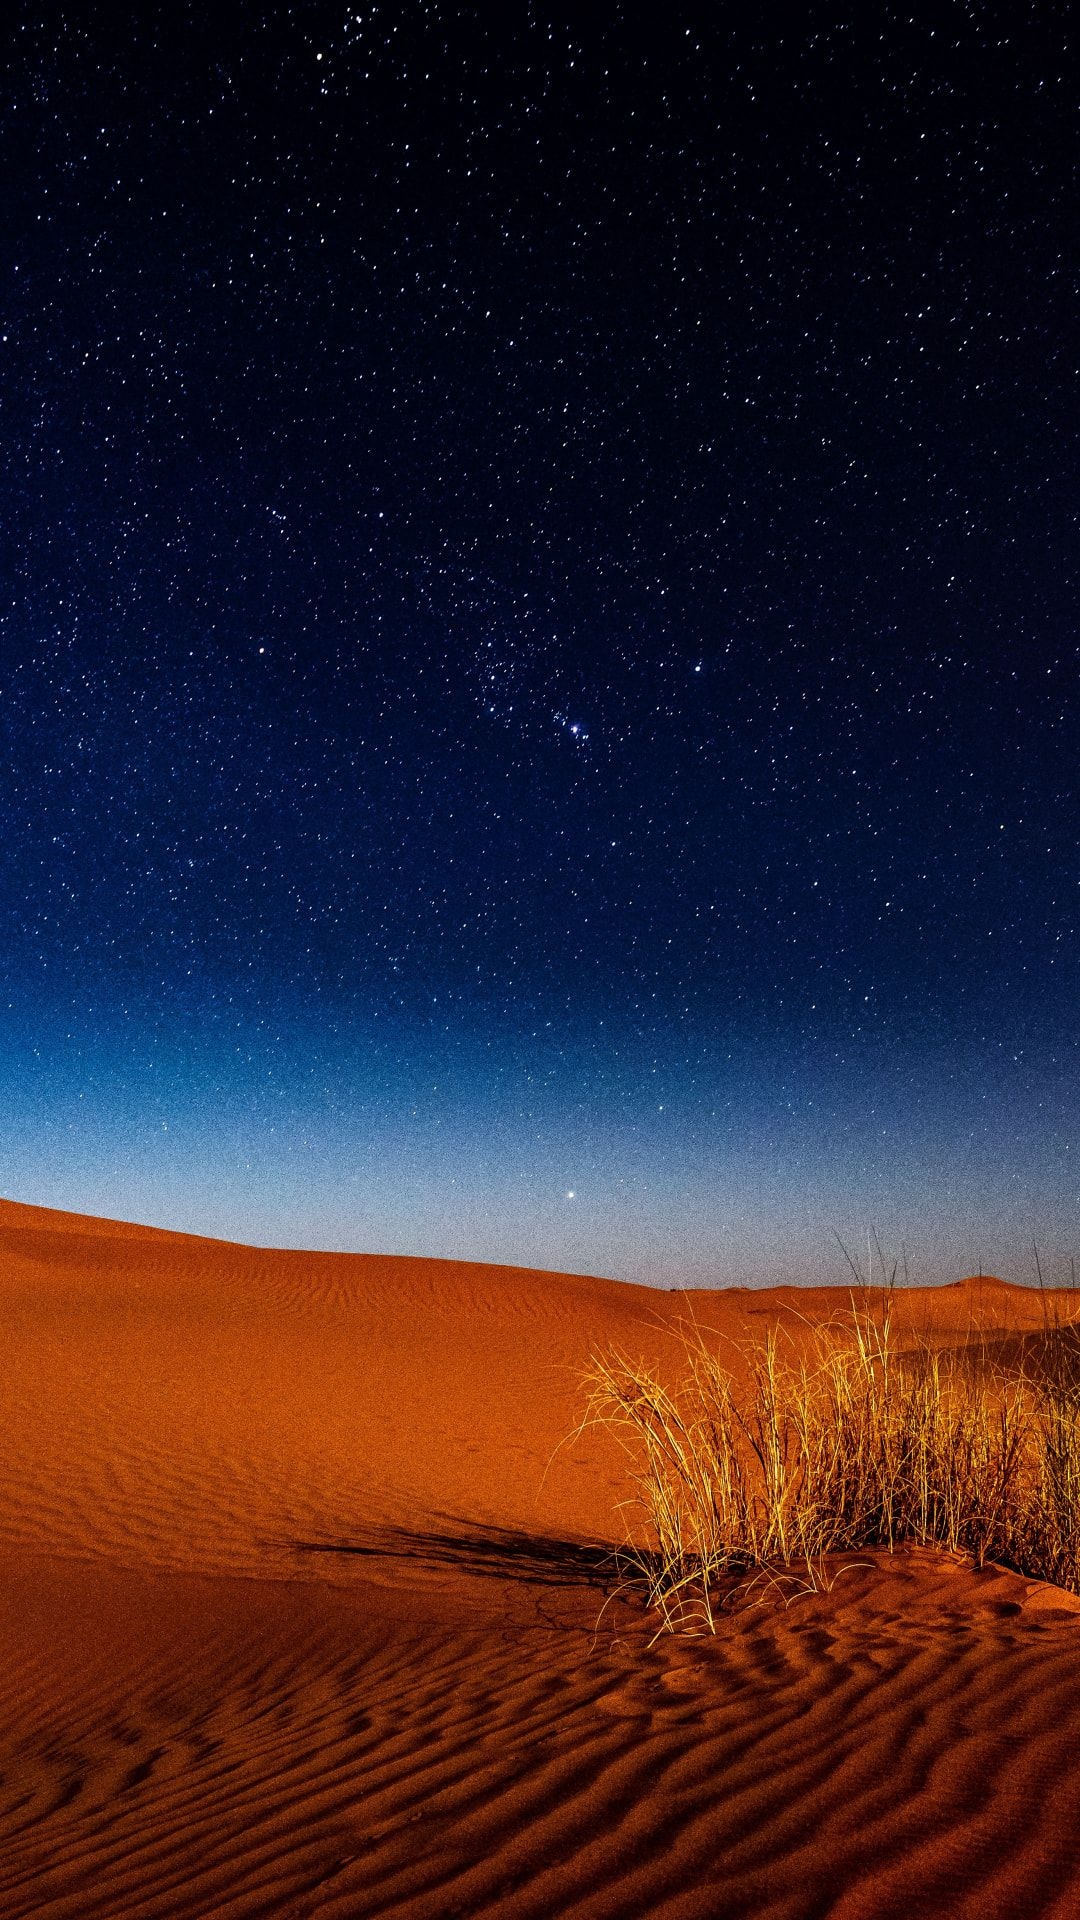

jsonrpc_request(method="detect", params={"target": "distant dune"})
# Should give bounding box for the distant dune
[3,1196,1080,1916]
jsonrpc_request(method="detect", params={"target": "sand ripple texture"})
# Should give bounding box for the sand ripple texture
[3,1197,1080,1917]
[5,1553,1080,1919]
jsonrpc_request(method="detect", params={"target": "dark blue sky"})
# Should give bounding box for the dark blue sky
[1,4,1076,1283]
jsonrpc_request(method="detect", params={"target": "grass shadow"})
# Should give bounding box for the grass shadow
[940,1323,1080,1389]
[293,1520,642,1591]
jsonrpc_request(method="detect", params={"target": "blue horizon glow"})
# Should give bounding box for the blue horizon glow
[3,996,1076,1289]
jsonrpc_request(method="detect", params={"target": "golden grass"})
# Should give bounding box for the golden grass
[585,1295,1080,1632]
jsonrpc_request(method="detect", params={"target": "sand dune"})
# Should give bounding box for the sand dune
[4,1196,1080,1916]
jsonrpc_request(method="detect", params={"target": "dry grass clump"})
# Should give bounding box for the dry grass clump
[586,1295,1080,1632]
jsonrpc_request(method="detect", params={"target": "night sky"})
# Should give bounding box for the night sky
[1,5,1076,1286]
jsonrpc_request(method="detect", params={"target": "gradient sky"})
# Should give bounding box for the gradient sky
[1,5,1076,1285]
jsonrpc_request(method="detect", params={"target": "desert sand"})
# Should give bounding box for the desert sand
[2,1195,1080,1916]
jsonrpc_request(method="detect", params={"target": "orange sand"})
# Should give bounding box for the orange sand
[3,1196,1080,1916]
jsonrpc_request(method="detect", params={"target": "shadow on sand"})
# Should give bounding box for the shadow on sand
[293,1520,635,1590]
[938,1322,1080,1388]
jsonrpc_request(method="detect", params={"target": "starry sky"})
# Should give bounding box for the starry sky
[1,4,1076,1286]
